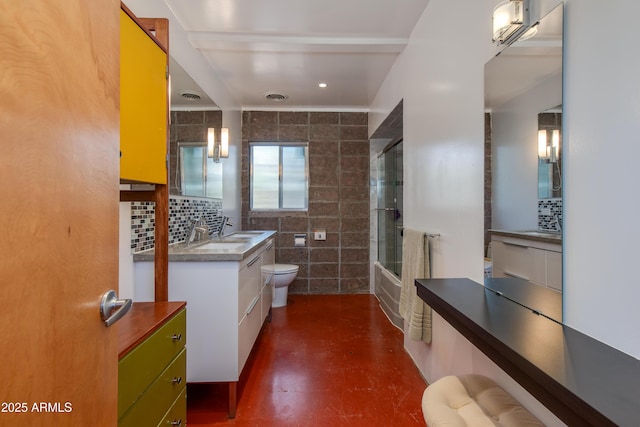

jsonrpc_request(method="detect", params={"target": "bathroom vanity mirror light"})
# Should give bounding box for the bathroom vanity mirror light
[207,127,230,163]
[492,0,532,45]
[538,129,559,162]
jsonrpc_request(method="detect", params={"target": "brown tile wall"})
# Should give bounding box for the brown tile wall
[242,111,370,294]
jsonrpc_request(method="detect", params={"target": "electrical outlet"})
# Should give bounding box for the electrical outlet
[314,229,327,241]
[540,208,551,216]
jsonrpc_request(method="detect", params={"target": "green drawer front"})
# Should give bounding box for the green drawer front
[157,387,186,427]
[119,309,186,418]
[119,348,187,427]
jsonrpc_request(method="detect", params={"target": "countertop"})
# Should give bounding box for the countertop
[133,230,276,262]
[416,278,640,427]
[489,229,562,244]
[117,301,186,359]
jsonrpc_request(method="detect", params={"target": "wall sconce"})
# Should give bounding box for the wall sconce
[220,128,229,158]
[207,127,230,162]
[492,0,531,45]
[538,129,560,163]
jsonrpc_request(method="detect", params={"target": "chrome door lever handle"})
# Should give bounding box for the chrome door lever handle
[100,290,132,327]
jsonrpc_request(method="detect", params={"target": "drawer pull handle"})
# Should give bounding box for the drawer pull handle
[266,243,274,251]
[172,333,182,341]
[170,420,182,426]
[172,376,182,385]
[248,256,260,267]
[247,295,260,315]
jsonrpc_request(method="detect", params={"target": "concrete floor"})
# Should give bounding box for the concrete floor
[186,294,427,426]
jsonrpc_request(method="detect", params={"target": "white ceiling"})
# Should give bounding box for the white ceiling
[128,0,429,110]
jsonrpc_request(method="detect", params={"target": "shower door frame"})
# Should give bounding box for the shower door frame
[376,138,403,277]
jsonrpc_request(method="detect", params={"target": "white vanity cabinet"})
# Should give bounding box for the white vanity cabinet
[491,234,562,291]
[133,238,274,388]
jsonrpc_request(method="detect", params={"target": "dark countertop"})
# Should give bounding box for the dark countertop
[416,278,640,427]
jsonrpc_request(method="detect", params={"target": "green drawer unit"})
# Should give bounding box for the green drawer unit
[118,308,186,419]
[158,387,186,427]
[119,349,186,427]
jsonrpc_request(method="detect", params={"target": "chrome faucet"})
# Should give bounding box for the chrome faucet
[216,216,233,238]
[186,216,209,246]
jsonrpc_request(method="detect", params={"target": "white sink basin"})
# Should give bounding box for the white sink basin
[196,241,247,251]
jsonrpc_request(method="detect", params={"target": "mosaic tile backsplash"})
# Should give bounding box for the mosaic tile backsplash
[538,198,562,232]
[131,196,223,253]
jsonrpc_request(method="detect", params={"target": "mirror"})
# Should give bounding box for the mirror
[484,4,563,321]
[168,56,223,199]
[177,142,223,199]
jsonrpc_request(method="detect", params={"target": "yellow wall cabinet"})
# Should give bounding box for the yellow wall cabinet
[120,8,167,184]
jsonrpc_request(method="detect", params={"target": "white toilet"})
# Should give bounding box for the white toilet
[261,264,299,308]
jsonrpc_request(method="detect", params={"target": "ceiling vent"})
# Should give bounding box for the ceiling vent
[180,90,202,101]
[265,92,289,102]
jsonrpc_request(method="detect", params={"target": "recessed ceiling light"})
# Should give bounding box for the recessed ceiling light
[318,83,328,88]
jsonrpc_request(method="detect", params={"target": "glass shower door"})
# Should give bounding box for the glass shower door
[377,141,403,277]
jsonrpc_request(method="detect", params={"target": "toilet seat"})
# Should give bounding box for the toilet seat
[261,264,298,274]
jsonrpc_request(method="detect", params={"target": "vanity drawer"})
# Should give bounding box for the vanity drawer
[119,349,187,427]
[261,277,272,323]
[157,387,186,427]
[238,253,262,322]
[118,309,186,418]
[492,241,546,285]
[238,293,262,371]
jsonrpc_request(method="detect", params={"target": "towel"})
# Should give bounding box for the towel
[399,228,432,343]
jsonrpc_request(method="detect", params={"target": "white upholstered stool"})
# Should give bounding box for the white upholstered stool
[422,374,544,427]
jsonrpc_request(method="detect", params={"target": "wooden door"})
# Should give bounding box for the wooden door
[0,1,120,425]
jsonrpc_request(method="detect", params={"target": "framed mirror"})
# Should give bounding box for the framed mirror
[484,4,563,320]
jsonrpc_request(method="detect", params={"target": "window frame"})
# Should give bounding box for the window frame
[249,141,309,212]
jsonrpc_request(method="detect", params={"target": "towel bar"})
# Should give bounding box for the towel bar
[399,227,440,238]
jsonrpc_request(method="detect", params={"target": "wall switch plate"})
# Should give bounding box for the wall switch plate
[540,208,551,216]
[314,229,327,240]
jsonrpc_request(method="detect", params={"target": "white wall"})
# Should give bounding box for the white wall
[371,0,640,423]
[563,0,640,356]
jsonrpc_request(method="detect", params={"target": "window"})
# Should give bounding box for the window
[250,142,309,210]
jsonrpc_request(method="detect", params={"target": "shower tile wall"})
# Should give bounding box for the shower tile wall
[131,196,223,253]
[241,111,370,295]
